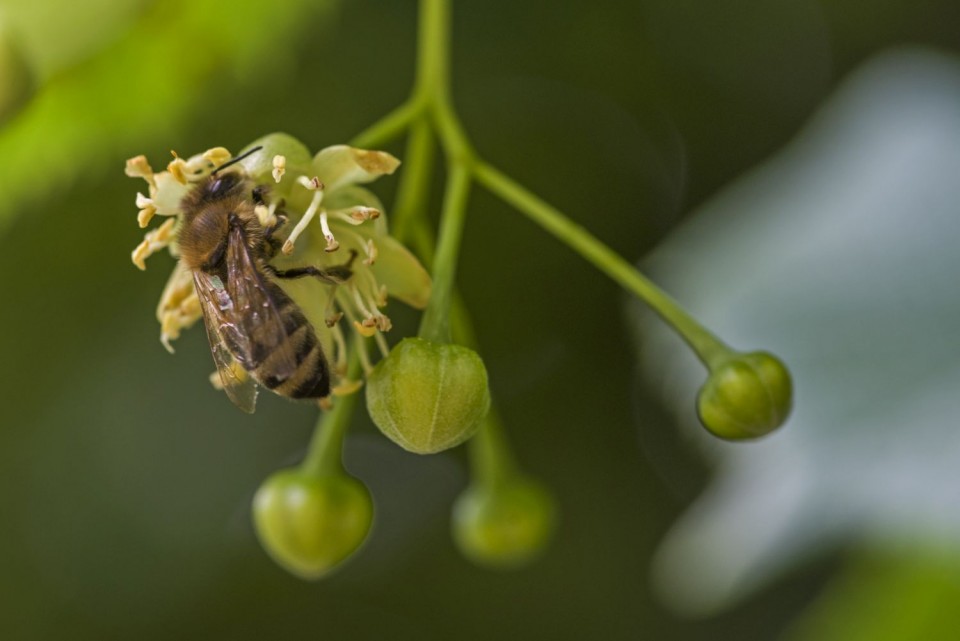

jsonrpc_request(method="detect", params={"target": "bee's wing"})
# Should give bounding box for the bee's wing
[224,225,299,381]
[193,268,259,414]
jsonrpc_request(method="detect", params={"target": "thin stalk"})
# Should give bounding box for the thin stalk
[350,98,424,150]
[472,160,733,369]
[300,358,362,478]
[471,411,520,487]
[390,117,437,241]
[418,164,472,344]
[415,0,450,100]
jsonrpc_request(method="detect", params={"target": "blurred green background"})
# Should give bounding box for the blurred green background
[3,1,960,639]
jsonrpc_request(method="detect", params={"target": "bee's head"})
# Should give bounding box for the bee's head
[206,171,241,198]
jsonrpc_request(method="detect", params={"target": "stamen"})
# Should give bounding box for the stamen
[132,218,178,269]
[363,238,378,266]
[354,333,373,375]
[374,331,390,358]
[353,320,377,338]
[203,147,232,166]
[322,286,341,326]
[125,155,156,188]
[137,206,157,228]
[337,229,376,264]
[297,175,324,191]
[282,178,325,254]
[330,322,349,375]
[154,217,177,242]
[160,312,180,353]
[332,206,381,225]
[181,293,201,317]
[360,266,383,304]
[350,284,376,320]
[331,379,364,396]
[254,204,277,228]
[325,311,344,328]
[319,211,340,252]
[167,152,188,184]
[272,155,286,183]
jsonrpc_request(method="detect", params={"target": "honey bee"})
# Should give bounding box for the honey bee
[178,147,353,413]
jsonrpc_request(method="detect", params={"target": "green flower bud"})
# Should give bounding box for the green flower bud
[452,479,556,568]
[252,469,373,580]
[697,351,793,440]
[366,337,490,454]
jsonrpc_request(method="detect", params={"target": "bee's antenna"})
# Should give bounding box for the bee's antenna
[212,146,264,175]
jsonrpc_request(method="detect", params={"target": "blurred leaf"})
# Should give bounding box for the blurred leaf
[1,0,146,80]
[0,9,35,125]
[0,0,337,234]
[783,550,960,641]
[632,49,960,614]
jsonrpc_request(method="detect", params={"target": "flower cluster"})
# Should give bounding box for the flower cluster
[126,133,431,398]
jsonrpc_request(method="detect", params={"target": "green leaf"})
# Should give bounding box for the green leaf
[783,550,960,641]
[0,0,337,235]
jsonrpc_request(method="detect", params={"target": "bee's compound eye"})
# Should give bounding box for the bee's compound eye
[209,178,224,194]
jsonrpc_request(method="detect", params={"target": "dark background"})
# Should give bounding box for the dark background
[2,1,959,638]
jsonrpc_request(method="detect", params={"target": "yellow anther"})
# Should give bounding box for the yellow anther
[167,154,188,185]
[363,238,378,266]
[203,147,232,166]
[154,217,177,241]
[353,320,377,337]
[137,207,156,228]
[375,315,392,332]
[132,240,151,270]
[125,155,156,187]
[332,379,364,396]
[272,155,286,183]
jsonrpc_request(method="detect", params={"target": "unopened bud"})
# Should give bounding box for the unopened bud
[253,469,373,580]
[365,337,490,454]
[452,478,556,568]
[697,351,793,440]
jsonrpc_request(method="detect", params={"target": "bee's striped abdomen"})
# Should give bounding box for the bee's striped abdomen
[252,283,331,399]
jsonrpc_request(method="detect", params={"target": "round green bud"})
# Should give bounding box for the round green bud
[452,478,556,568]
[252,469,373,580]
[366,337,490,454]
[0,15,34,126]
[697,351,793,440]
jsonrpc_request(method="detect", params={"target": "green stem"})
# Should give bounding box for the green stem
[300,359,362,478]
[418,164,471,344]
[408,214,522,488]
[472,161,733,369]
[349,98,423,150]
[390,117,436,241]
[415,0,450,100]
[431,94,475,165]
[471,410,520,487]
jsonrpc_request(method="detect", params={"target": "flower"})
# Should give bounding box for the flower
[126,132,431,398]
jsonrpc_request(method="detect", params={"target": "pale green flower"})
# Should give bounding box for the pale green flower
[127,132,431,397]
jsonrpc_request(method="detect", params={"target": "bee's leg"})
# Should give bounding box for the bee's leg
[267,250,357,285]
[258,198,288,256]
[251,185,269,206]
